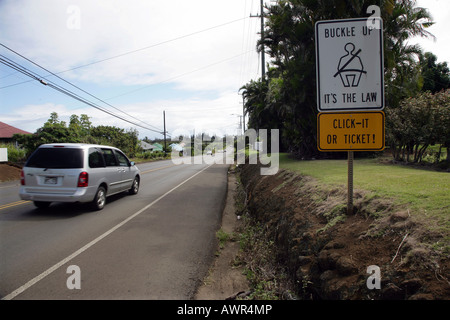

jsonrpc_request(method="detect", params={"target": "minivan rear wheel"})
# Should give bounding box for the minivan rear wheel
[92,186,106,211]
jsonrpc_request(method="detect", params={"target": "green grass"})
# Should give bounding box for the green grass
[216,228,233,249]
[279,153,449,234]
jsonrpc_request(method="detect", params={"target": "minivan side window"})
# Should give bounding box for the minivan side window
[114,150,130,167]
[88,148,105,168]
[101,148,118,166]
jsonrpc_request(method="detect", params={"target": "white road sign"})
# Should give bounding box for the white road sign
[315,18,384,112]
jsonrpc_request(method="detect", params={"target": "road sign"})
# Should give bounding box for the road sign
[317,111,385,151]
[315,18,384,112]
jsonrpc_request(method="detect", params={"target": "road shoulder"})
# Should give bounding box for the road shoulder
[194,168,250,300]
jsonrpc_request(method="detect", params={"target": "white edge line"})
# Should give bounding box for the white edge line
[2,164,213,300]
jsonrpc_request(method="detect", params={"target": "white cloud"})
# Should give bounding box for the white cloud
[0,103,72,133]
[1,0,259,91]
[118,90,244,138]
[412,0,450,64]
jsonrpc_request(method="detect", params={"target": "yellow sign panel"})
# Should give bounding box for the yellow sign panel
[318,111,385,151]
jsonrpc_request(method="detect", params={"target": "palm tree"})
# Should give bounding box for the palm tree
[383,0,434,106]
[240,79,269,131]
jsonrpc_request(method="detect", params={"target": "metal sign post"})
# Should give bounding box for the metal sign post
[347,151,354,214]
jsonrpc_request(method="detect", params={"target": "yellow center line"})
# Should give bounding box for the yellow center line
[0,200,31,211]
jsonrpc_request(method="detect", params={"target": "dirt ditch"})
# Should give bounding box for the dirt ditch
[236,163,449,300]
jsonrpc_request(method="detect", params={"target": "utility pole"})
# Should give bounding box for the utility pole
[238,115,243,135]
[242,93,246,133]
[251,0,265,79]
[231,113,243,136]
[163,110,167,156]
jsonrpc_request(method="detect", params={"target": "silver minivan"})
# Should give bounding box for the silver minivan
[19,143,140,210]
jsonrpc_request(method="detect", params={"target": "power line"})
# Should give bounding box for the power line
[0,51,166,136]
[238,0,260,88]
[0,16,249,90]
[66,17,249,70]
[0,44,254,138]
[0,56,164,134]
[0,14,254,137]
[1,43,164,133]
[250,0,266,79]
[106,50,254,101]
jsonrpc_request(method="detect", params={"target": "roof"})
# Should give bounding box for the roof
[152,143,164,151]
[38,143,122,150]
[140,141,155,150]
[0,121,31,138]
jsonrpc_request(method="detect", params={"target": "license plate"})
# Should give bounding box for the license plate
[44,177,58,185]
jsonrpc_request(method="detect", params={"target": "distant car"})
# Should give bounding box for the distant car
[206,150,212,155]
[19,143,140,210]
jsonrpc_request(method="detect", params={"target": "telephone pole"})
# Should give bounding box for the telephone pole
[163,110,167,155]
[242,93,246,133]
[251,0,265,79]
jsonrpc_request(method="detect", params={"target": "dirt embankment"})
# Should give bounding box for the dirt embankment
[0,163,21,182]
[239,163,449,300]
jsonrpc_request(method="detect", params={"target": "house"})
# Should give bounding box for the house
[0,121,31,145]
[140,141,155,151]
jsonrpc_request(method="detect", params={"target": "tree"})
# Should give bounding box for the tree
[419,52,450,93]
[386,90,450,163]
[383,0,434,106]
[13,112,79,155]
[14,112,140,157]
[240,79,270,131]
[90,125,139,157]
[67,114,91,137]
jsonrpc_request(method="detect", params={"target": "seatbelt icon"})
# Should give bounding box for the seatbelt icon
[334,42,367,87]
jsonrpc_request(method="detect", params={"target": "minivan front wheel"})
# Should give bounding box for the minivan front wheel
[129,177,139,195]
[92,186,106,211]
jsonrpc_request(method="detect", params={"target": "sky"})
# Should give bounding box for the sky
[412,0,450,66]
[0,0,449,141]
[0,0,263,140]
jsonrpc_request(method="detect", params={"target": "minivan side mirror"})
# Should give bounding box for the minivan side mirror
[130,161,135,166]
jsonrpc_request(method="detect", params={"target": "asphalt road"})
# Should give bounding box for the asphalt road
[0,158,230,299]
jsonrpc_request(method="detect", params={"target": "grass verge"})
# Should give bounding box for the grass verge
[279,153,449,250]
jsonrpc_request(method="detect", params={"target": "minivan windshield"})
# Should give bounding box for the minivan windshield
[26,147,84,169]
